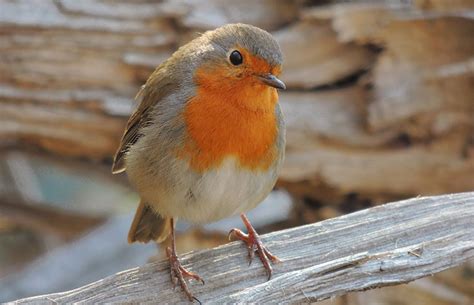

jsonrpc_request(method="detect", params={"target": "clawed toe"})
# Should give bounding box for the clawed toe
[228,214,280,280]
[166,219,205,303]
[167,246,205,301]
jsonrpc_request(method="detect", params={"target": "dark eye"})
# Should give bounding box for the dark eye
[229,50,243,65]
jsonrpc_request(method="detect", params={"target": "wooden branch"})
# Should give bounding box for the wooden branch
[12,192,474,304]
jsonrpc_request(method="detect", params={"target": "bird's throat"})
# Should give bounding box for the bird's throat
[180,73,279,172]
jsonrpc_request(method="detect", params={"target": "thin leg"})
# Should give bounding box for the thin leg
[228,213,280,280]
[166,218,204,303]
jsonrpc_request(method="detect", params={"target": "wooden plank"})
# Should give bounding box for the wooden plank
[12,192,474,304]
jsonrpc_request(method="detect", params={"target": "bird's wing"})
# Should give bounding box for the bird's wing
[112,64,175,174]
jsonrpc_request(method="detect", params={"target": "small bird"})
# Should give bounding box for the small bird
[112,23,286,302]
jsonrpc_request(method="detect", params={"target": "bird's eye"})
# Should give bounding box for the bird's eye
[229,50,243,65]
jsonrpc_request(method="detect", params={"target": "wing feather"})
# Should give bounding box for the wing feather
[112,64,176,174]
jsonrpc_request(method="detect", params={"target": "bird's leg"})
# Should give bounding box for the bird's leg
[228,213,280,280]
[166,218,205,303]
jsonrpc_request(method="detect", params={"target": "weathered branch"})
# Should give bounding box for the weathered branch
[12,192,474,304]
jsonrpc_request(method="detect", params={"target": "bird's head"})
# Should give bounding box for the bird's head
[189,24,285,93]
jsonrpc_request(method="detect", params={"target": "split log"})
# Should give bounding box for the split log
[369,16,474,135]
[275,20,375,89]
[159,0,299,32]
[305,3,474,137]
[11,192,474,304]
[279,88,474,196]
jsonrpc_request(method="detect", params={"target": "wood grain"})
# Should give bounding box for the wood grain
[12,192,474,304]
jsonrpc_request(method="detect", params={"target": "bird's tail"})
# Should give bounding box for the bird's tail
[128,200,171,243]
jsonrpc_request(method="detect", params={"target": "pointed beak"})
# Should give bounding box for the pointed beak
[258,74,286,90]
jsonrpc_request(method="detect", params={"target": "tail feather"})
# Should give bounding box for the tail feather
[128,201,171,244]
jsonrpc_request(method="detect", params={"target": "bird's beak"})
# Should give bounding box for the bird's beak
[258,74,286,90]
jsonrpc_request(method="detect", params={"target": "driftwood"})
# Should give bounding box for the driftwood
[12,192,474,304]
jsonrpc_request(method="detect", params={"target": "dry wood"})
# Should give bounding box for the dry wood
[415,0,474,11]
[12,192,474,304]
[275,20,375,89]
[304,3,474,136]
[0,100,125,159]
[369,16,474,134]
[0,197,105,241]
[279,88,474,195]
[280,87,392,148]
[160,0,299,32]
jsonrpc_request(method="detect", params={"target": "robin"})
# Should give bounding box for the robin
[112,23,286,302]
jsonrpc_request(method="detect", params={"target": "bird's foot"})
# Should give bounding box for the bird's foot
[166,246,205,303]
[228,214,280,280]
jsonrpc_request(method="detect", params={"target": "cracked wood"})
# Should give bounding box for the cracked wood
[11,192,474,304]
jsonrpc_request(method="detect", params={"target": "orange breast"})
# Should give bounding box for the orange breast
[179,65,279,172]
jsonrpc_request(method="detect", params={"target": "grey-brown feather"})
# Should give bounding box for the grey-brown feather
[113,23,284,235]
[127,200,171,243]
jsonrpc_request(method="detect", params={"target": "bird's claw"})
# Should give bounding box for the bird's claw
[166,247,205,302]
[228,215,280,280]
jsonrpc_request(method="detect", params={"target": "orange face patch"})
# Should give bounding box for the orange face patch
[178,52,281,172]
[237,47,281,76]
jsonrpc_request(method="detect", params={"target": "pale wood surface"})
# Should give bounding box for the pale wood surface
[13,192,474,304]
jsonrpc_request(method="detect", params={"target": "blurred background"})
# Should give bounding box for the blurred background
[0,0,473,303]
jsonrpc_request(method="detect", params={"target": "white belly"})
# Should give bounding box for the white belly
[155,157,278,224]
